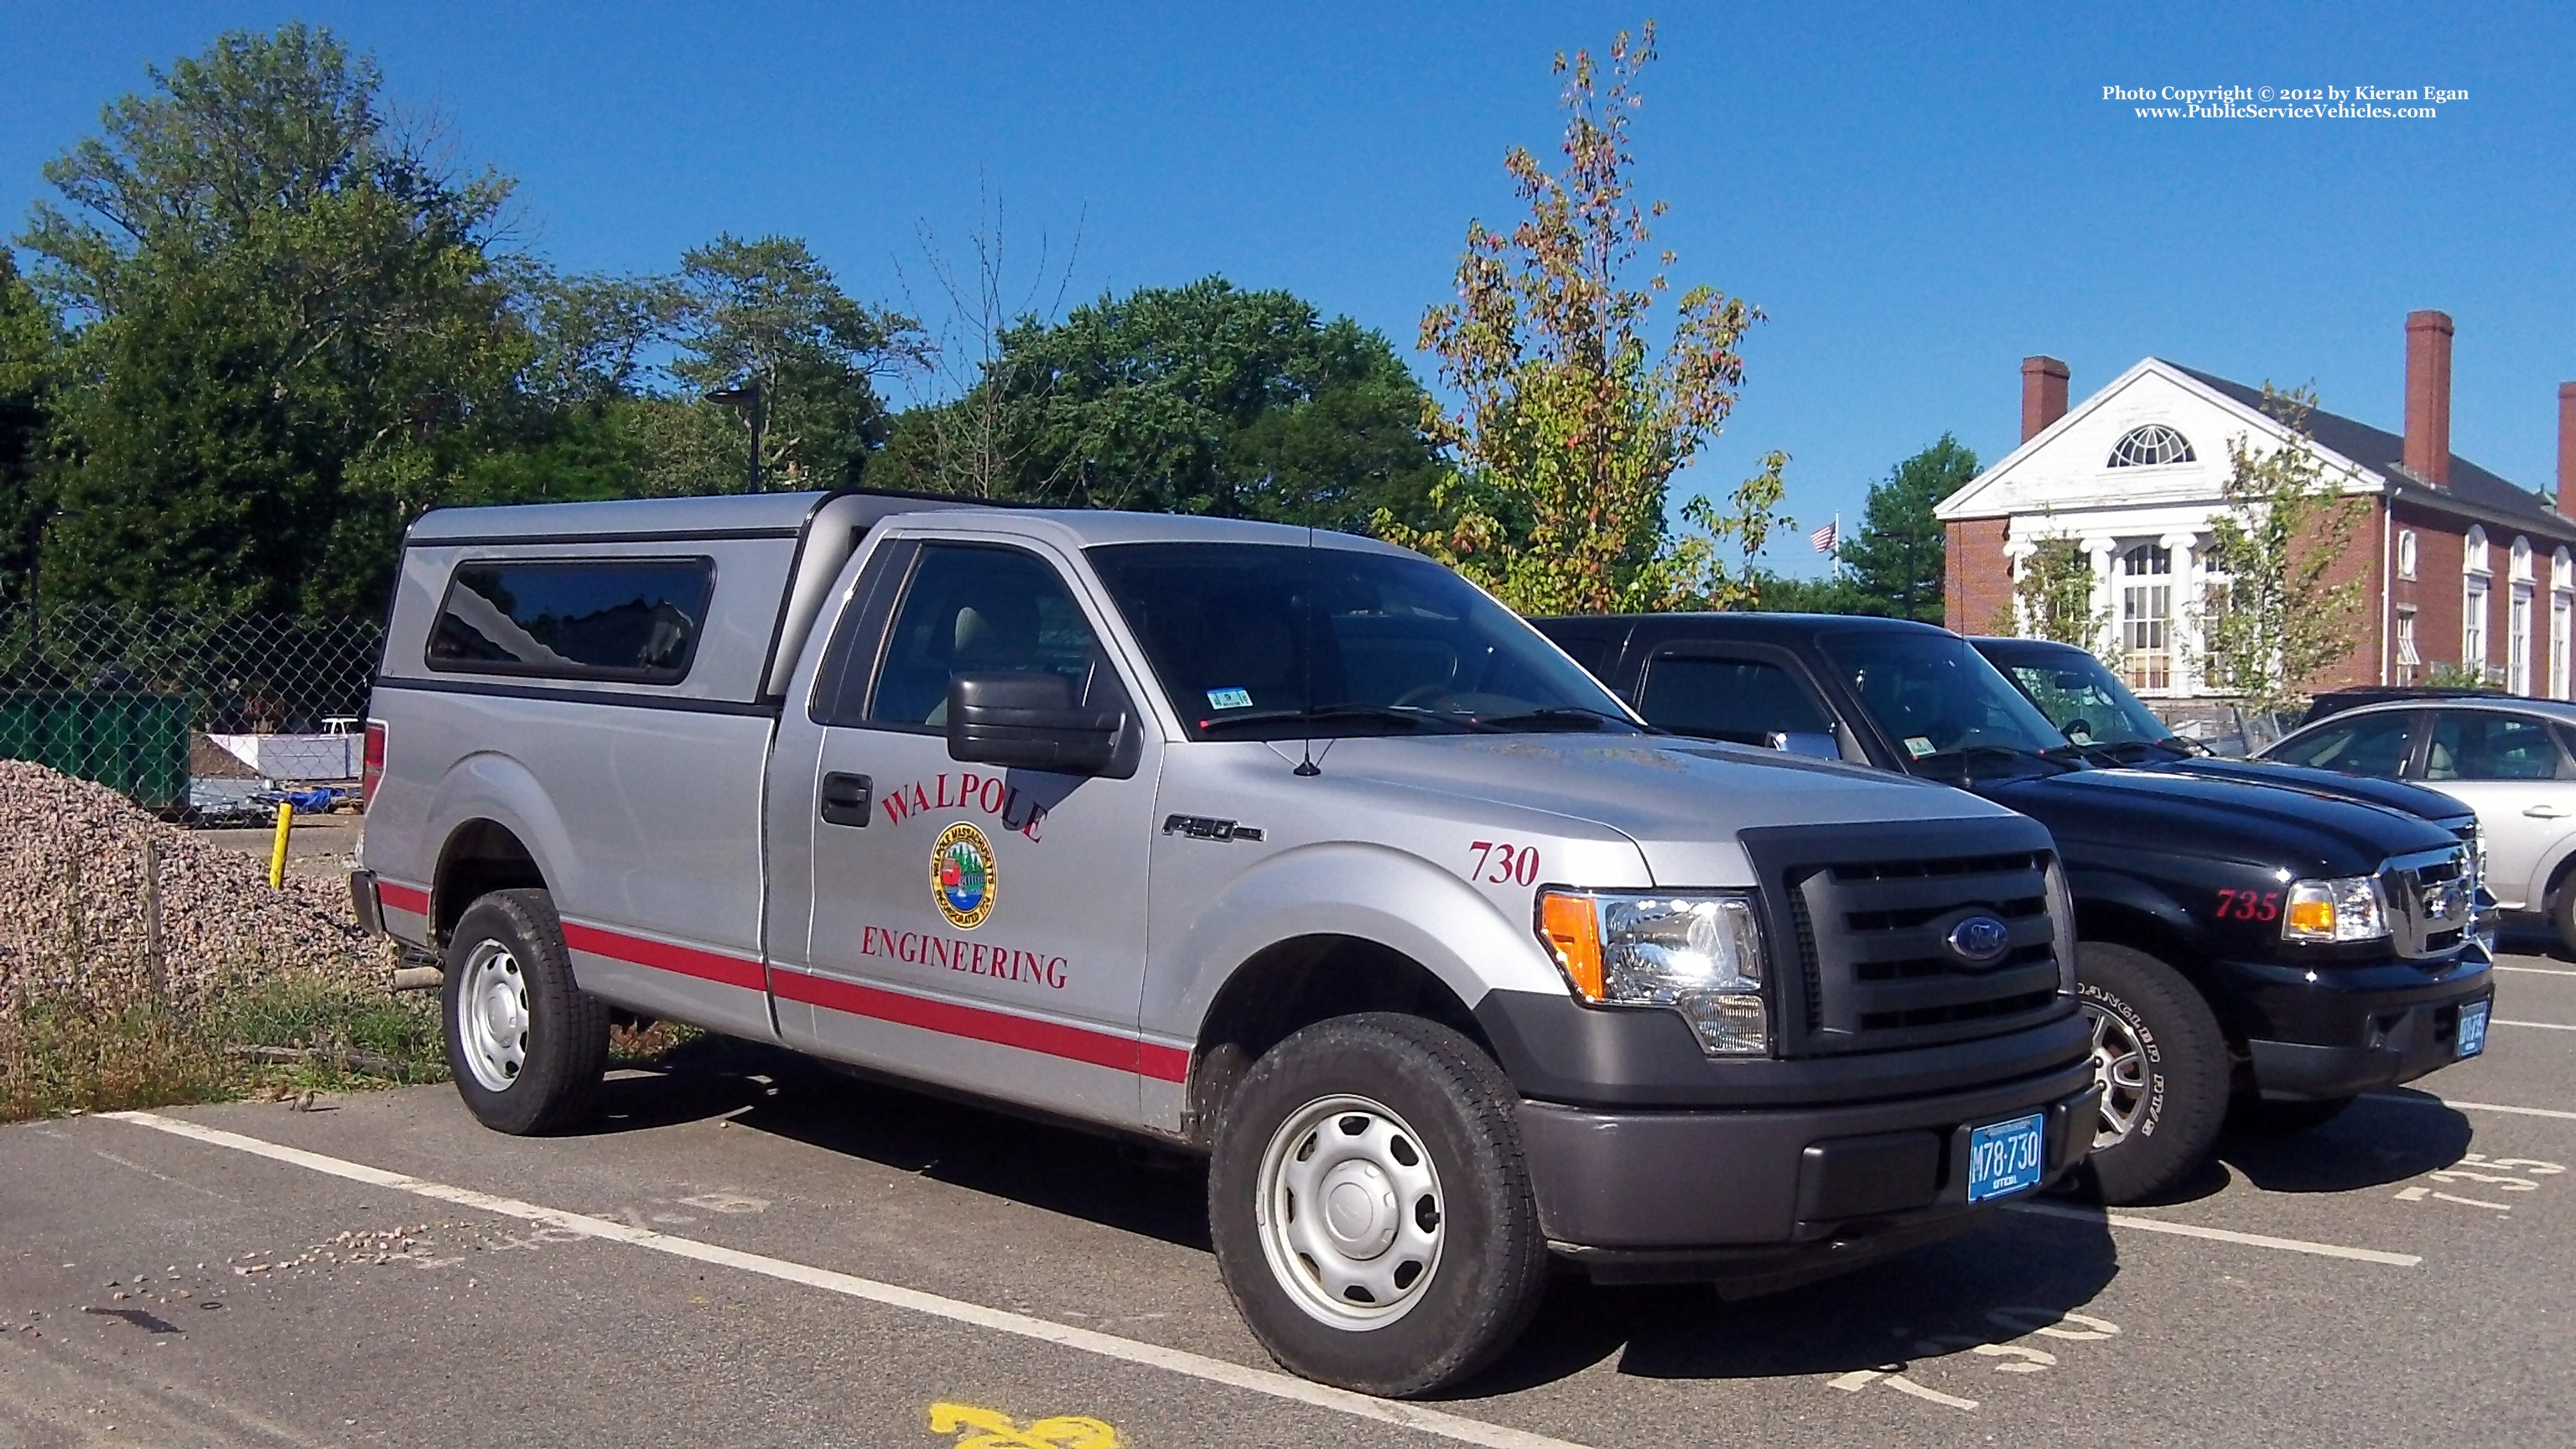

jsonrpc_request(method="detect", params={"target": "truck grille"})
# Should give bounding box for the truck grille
[2381,844,2475,958]
[1742,818,2073,1057]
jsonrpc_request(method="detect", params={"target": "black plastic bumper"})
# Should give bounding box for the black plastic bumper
[2211,949,2495,1101]
[1516,1056,2099,1288]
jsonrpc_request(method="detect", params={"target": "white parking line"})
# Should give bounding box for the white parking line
[2492,964,2576,977]
[2366,1092,2576,1123]
[2004,1200,2421,1266]
[105,1111,1591,1449]
[2496,1019,2576,1031]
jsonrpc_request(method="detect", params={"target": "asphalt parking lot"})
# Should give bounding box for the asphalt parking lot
[5,946,2573,1448]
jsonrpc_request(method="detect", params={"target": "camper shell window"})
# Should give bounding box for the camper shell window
[427,557,716,683]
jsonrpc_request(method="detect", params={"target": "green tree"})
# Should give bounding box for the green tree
[882,276,1442,532]
[2195,387,2366,714]
[0,255,59,608]
[19,23,531,615]
[655,234,923,493]
[1382,22,1789,614]
[1747,570,1883,615]
[1837,434,1975,623]
[1994,530,2105,648]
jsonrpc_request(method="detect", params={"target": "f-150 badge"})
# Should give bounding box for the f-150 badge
[933,822,998,930]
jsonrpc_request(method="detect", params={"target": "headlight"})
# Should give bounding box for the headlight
[1536,890,1768,1055]
[2283,875,2389,943]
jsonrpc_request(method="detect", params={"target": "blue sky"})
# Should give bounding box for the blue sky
[3,3,2564,574]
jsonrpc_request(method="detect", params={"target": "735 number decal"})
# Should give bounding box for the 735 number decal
[2215,888,2280,922]
[1468,840,1542,888]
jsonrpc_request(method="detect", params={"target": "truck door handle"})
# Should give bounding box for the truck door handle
[2526,804,2568,819]
[819,772,873,827]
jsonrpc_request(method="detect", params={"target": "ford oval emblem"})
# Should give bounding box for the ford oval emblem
[1946,915,2012,966]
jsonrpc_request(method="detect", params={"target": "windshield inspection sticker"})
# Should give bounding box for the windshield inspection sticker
[1904,735,1937,758]
[1206,687,1254,710]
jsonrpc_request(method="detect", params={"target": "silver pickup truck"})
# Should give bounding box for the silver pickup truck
[351,490,2099,1395]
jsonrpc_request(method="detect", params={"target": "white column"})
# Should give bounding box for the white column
[2085,538,2120,659]
[2002,539,2036,633]
[2163,531,2201,693]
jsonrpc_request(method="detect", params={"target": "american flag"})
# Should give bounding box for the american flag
[1810,517,1839,554]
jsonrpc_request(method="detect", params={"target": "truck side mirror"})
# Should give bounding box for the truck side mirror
[1765,730,1841,761]
[947,673,1123,775]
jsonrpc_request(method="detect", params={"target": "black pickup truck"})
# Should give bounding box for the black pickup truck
[1534,611,2496,1202]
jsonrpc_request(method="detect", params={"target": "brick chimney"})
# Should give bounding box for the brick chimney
[2559,382,2576,517]
[2404,310,2454,486]
[2022,356,2070,443]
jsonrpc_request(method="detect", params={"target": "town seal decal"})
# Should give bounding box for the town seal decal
[931,822,998,930]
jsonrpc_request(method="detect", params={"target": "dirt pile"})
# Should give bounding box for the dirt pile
[0,761,395,1004]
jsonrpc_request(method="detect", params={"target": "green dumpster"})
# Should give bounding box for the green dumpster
[0,690,193,811]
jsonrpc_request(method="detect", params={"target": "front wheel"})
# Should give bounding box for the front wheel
[1208,1014,1548,1397]
[443,889,609,1135]
[2077,942,2228,1204]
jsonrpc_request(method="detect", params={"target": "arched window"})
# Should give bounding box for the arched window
[2397,529,2418,579]
[2465,526,2490,576]
[2108,424,2196,467]
[2512,536,2534,581]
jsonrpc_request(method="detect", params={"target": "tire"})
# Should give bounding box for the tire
[2235,1095,2355,1135]
[2553,882,2576,959]
[442,889,609,1135]
[1208,1014,1549,1397]
[2075,942,2228,1205]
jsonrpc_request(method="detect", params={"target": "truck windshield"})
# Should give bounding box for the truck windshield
[1086,542,1644,740]
[1817,631,2071,770]
[1984,646,2184,751]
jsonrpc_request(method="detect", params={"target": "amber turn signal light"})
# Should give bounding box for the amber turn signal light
[1538,891,1605,1001]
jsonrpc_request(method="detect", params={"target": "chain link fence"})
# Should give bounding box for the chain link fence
[0,605,385,813]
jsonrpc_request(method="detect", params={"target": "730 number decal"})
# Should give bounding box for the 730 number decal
[1468,840,1542,888]
[2215,888,2281,922]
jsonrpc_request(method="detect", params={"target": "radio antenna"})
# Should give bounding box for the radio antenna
[1295,523,1321,776]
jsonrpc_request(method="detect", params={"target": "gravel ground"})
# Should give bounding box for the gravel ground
[0,761,393,1006]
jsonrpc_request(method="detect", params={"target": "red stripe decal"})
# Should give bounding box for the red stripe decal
[562,922,766,993]
[774,969,1190,1083]
[377,882,430,916]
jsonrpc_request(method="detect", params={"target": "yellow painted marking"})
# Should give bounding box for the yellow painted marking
[930,1402,1119,1448]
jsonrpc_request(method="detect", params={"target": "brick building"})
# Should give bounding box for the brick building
[1935,312,2576,701]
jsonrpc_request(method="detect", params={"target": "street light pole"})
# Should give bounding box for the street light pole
[706,379,766,494]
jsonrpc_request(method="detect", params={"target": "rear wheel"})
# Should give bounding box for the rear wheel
[2552,880,2576,959]
[1208,1014,1548,1397]
[443,889,608,1135]
[2076,942,2228,1204]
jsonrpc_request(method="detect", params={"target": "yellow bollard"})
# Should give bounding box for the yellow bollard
[267,800,293,888]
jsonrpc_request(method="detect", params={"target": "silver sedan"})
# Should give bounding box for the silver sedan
[2262,698,2576,949]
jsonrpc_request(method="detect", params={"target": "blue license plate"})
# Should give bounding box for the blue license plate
[2457,1000,2490,1058]
[1967,1113,2048,1203]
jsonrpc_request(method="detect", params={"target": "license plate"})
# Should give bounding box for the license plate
[1967,1113,2048,1203]
[2457,1000,2490,1058]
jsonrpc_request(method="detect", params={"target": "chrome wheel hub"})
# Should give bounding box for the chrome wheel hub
[1254,1094,1445,1329]
[457,939,530,1093]
[2085,1002,2148,1149]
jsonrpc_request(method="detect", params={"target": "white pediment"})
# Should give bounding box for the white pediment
[1936,359,2384,521]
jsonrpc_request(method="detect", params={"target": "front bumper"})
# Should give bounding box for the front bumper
[2214,948,2495,1101]
[1518,1056,2099,1291]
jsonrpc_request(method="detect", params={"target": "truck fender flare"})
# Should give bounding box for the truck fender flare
[1163,841,1569,1041]
[426,750,579,922]
[2064,867,2202,956]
